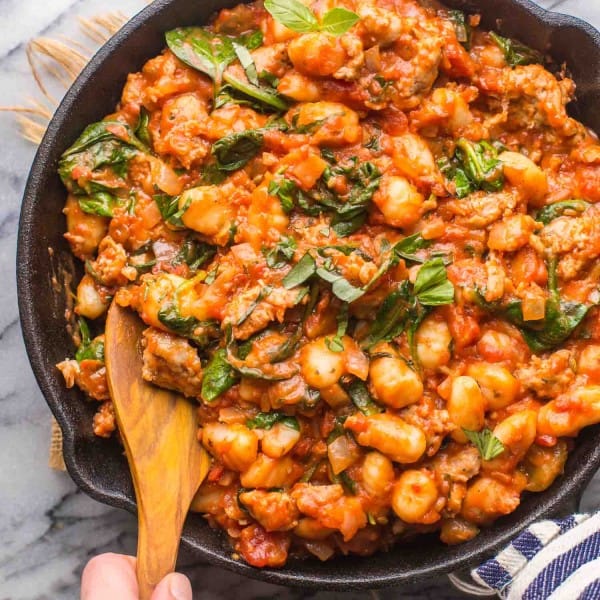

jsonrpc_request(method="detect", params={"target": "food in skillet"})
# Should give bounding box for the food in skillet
[56,0,600,568]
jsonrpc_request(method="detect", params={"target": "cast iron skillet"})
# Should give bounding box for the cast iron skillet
[16,0,600,590]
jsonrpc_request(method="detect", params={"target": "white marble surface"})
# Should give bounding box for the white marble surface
[1,1,600,599]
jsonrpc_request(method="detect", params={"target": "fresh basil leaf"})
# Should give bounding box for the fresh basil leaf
[246,411,300,431]
[233,41,259,86]
[135,107,152,147]
[462,428,505,460]
[283,253,317,288]
[490,31,542,67]
[344,379,382,416]
[75,317,105,363]
[264,0,319,33]
[320,7,359,35]
[536,199,590,225]
[315,267,364,302]
[78,192,120,217]
[201,348,238,402]
[413,258,455,306]
[212,129,264,171]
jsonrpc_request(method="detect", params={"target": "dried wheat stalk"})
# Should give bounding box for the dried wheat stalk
[0,12,130,144]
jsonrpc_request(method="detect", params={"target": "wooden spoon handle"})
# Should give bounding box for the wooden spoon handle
[104,304,210,600]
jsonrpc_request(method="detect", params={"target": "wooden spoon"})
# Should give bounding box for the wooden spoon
[105,302,210,600]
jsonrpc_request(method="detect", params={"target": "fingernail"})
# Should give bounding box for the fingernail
[168,573,192,600]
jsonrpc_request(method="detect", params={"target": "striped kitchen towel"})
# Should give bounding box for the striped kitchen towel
[453,512,600,599]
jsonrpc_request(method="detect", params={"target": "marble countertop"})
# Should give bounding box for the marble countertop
[2,1,600,598]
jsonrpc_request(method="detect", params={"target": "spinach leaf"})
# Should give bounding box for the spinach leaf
[448,10,471,49]
[463,428,505,460]
[325,303,348,352]
[360,281,412,348]
[166,26,287,112]
[236,286,273,326]
[221,73,289,112]
[264,236,297,268]
[413,258,455,306]
[59,121,147,195]
[536,199,590,225]
[264,0,358,36]
[439,138,504,198]
[246,411,300,431]
[474,258,590,352]
[158,303,219,347]
[360,260,453,349]
[393,233,433,263]
[287,159,381,235]
[344,379,382,416]
[153,193,188,228]
[201,348,238,402]
[283,252,317,288]
[78,192,120,217]
[173,238,216,271]
[135,107,152,147]
[75,318,105,363]
[212,129,264,171]
[490,31,543,67]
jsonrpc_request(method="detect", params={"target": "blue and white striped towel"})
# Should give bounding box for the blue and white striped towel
[452,512,600,598]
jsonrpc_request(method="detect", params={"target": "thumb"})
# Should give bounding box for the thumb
[81,553,138,599]
[150,572,193,600]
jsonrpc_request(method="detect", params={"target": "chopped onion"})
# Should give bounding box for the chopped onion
[304,540,335,562]
[328,434,361,475]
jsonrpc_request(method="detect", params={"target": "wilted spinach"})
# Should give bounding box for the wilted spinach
[75,318,105,363]
[158,303,219,347]
[490,31,543,67]
[59,120,148,196]
[263,236,297,268]
[246,411,299,431]
[165,27,287,112]
[201,348,238,402]
[448,10,472,49]
[536,199,590,225]
[360,258,454,351]
[439,138,504,198]
[78,192,120,217]
[344,379,382,416]
[212,129,265,171]
[474,258,590,352]
[153,193,189,228]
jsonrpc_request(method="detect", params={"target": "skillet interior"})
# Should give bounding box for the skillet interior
[16,0,600,589]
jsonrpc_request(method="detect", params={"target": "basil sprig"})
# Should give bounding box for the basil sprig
[264,0,358,36]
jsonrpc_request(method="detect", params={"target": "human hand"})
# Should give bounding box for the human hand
[81,553,193,600]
